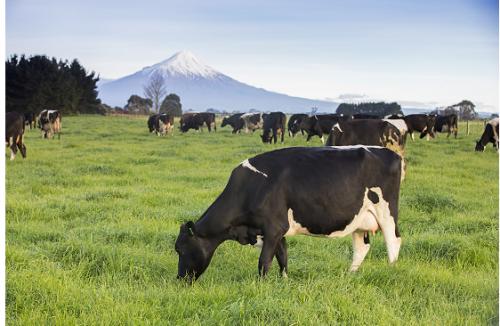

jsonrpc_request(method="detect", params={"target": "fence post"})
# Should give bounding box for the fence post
[466,120,470,135]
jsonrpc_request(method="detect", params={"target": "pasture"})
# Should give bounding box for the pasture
[6,116,499,325]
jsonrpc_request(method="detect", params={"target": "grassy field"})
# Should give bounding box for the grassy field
[6,115,499,325]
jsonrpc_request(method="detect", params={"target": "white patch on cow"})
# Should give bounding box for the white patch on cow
[383,119,407,134]
[327,145,384,151]
[10,150,15,161]
[332,123,343,133]
[489,118,499,143]
[241,159,268,178]
[284,209,311,236]
[253,235,264,248]
[282,271,288,278]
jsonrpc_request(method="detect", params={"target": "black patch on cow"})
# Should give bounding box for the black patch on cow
[368,190,379,204]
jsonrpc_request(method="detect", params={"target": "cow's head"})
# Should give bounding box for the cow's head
[221,117,229,127]
[261,130,271,143]
[475,140,485,152]
[175,221,214,282]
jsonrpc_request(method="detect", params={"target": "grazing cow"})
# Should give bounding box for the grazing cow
[241,113,263,133]
[300,114,349,144]
[24,111,36,130]
[403,114,436,140]
[38,109,62,139]
[475,118,499,152]
[179,113,206,133]
[326,119,405,164]
[288,114,308,137]
[6,112,27,160]
[175,146,403,281]
[197,113,217,132]
[435,114,458,138]
[221,113,245,134]
[148,114,174,136]
[261,112,286,144]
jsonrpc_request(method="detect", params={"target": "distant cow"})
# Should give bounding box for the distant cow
[288,114,308,137]
[175,146,403,281]
[6,112,27,160]
[475,118,499,152]
[179,112,216,133]
[221,113,245,134]
[241,113,263,133]
[300,114,349,143]
[435,114,458,138]
[38,109,62,139]
[326,119,405,159]
[24,111,36,130]
[261,112,286,144]
[148,114,174,136]
[198,113,217,132]
[403,114,436,140]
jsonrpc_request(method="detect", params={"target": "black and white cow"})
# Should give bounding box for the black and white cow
[241,113,263,133]
[287,114,308,137]
[24,111,36,130]
[197,113,217,132]
[148,114,174,136]
[261,112,286,144]
[38,109,62,139]
[435,114,458,138]
[326,119,405,158]
[383,117,408,144]
[475,118,499,152]
[175,146,403,281]
[179,112,216,133]
[403,114,436,140]
[300,114,348,144]
[221,113,245,134]
[6,112,27,160]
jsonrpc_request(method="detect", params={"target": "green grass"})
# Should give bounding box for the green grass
[6,116,498,325]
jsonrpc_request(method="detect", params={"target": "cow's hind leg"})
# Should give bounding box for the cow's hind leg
[369,188,401,264]
[274,237,288,277]
[17,135,26,158]
[350,231,371,272]
[9,137,17,160]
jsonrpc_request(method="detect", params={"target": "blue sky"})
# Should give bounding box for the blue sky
[6,0,499,111]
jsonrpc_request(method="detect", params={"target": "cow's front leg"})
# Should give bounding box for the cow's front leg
[258,233,282,277]
[273,129,278,144]
[275,237,288,277]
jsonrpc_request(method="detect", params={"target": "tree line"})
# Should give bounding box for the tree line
[6,55,102,114]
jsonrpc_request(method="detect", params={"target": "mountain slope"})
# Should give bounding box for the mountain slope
[98,51,338,113]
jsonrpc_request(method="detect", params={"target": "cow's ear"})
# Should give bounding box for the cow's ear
[186,221,195,236]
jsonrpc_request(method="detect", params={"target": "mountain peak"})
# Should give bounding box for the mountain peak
[147,50,219,79]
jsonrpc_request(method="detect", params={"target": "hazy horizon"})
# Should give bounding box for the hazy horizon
[6,0,499,112]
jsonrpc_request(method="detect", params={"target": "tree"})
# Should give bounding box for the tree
[6,54,101,114]
[124,95,152,114]
[143,72,167,113]
[160,93,182,117]
[448,100,477,120]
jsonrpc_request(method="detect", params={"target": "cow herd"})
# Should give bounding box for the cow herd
[4,108,498,282]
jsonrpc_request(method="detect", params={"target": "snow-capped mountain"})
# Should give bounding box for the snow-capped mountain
[98,51,338,113]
